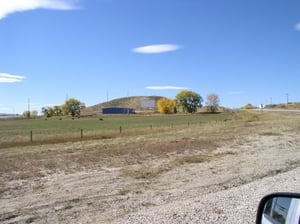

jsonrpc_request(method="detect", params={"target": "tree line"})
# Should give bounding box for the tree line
[157,90,220,114]
[23,91,219,118]
[40,98,85,118]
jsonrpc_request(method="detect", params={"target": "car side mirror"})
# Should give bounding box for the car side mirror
[256,192,300,224]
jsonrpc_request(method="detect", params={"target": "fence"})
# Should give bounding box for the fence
[0,111,235,149]
[0,119,231,149]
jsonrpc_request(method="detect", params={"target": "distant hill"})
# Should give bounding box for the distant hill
[82,96,164,115]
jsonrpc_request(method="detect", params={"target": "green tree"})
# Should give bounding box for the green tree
[23,110,30,118]
[23,110,38,118]
[206,93,220,113]
[53,105,62,116]
[176,90,203,113]
[157,97,175,114]
[62,98,85,117]
[42,106,54,117]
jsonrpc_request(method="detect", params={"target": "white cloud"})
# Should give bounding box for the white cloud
[0,73,26,83]
[0,0,79,20]
[146,86,189,90]
[132,44,181,54]
[295,22,300,31]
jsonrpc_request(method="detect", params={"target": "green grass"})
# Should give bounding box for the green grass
[0,113,231,147]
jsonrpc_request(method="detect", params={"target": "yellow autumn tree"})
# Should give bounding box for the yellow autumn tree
[157,97,175,114]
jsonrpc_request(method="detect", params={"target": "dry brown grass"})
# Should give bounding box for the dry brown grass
[177,153,219,164]
[1,111,299,193]
[0,130,222,186]
[1,111,300,224]
[122,153,220,180]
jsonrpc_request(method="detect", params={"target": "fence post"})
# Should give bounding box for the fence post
[119,126,122,133]
[30,130,33,142]
[81,128,83,139]
[150,124,152,130]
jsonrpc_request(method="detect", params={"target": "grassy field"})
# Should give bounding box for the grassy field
[1,110,300,223]
[0,110,266,185]
[0,113,231,147]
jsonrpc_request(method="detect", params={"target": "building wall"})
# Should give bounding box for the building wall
[102,107,135,114]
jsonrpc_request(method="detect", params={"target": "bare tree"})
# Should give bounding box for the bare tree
[206,93,220,113]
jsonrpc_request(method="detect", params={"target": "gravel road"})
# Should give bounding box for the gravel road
[111,130,300,224]
[112,167,300,224]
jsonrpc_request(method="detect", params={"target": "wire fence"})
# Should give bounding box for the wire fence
[0,119,232,149]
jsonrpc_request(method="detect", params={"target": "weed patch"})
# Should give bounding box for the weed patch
[177,154,218,164]
[25,216,39,224]
[259,132,282,136]
[122,166,169,179]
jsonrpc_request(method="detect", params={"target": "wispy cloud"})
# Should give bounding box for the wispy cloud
[0,0,79,20]
[295,22,300,31]
[132,44,181,54]
[0,73,26,83]
[145,86,189,90]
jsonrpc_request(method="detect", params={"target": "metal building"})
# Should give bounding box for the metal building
[102,107,135,114]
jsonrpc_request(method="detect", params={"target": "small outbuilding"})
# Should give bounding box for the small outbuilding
[102,107,135,114]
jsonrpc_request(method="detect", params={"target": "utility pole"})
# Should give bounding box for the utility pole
[286,93,289,105]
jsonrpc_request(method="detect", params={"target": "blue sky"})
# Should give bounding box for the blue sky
[1,0,300,114]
